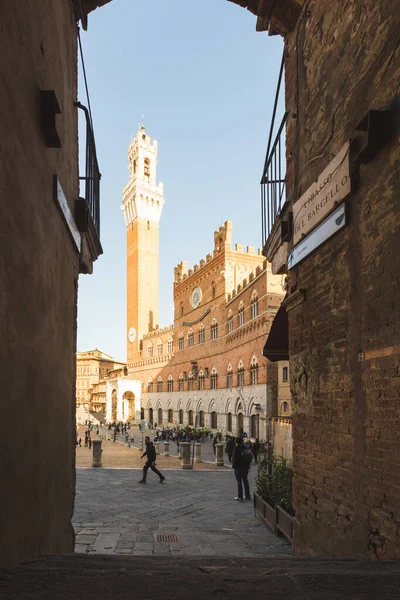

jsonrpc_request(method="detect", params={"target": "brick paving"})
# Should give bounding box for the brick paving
[73,467,291,557]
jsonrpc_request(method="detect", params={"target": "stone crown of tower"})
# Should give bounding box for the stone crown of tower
[121,126,165,226]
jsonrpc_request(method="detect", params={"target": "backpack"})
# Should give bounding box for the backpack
[244,447,253,465]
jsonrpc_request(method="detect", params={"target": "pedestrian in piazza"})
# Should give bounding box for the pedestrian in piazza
[226,436,235,463]
[139,436,165,484]
[84,433,88,447]
[113,428,117,442]
[232,437,251,502]
[78,438,82,447]
[88,436,92,450]
[252,438,260,464]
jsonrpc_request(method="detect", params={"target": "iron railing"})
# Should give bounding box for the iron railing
[75,101,101,236]
[261,50,288,247]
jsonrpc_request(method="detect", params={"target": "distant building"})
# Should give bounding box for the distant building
[76,349,126,412]
[105,128,287,439]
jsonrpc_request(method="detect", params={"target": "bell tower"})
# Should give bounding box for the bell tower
[121,126,165,366]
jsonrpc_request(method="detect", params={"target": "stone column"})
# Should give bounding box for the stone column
[180,442,192,469]
[215,443,224,466]
[164,442,170,456]
[155,441,160,455]
[194,443,202,463]
[139,439,143,451]
[92,439,102,467]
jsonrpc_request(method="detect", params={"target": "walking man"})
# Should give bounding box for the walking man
[139,436,165,484]
[232,437,251,501]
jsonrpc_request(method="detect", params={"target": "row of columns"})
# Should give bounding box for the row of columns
[147,409,256,437]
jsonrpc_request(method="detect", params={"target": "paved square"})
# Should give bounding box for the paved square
[74,468,291,557]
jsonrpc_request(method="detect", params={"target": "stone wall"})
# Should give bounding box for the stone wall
[284,1,400,559]
[0,0,79,566]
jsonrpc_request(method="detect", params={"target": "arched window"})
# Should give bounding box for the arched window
[211,283,216,299]
[148,378,153,393]
[211,411,218,429]
[282,401,289,413]
[188,328,194,347]
[168,408,173,422]
[179,333,184,351]
[199,410,205,427]
[227,365,233,390]
[144,157,150,178]
[147,343,153,358]
[211,319,218,340]
[157,339,163,356]
[167,337,173,354]
[238,302,245,327]
[198,323,205,344]
[237,361,244,388]
[188,372,194,391]
[178,373,184,392]
[251,291,259,319]
[157,376,163,393]
[250,357,258,385]
[179,409,183,425]
[227,312,233,333]
[198,370,205,391]
[167,375,173,392]
[210,368,218,390]
[227,412,233,432]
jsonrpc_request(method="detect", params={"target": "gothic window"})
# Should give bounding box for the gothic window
[157,376,163,393]
[251,292,259,319]
[148,378,153,393]
[238,303,245,327]
[237,361,244,388]
[144,157,150,178]
[178,374,184,392]
[147,343,153,358]
[282,401,289,413]
[211,283,216,299]
[188,328,194,347]
[198,371,205,391]
[157,340,163,356]
[188,373,194,391]
[211,319,218,340]
[167,375,173,392]
[227,365,233,390]
[179,333,184,351]
[167,337,173,354]
[250,357,258,385]
[210,368,218,390]
[227,313,233,333]
[198,324,205,344]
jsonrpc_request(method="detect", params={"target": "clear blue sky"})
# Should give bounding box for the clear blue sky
[77,0,283,362]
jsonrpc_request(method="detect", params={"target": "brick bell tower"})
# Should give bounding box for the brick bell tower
[121,126,165,366]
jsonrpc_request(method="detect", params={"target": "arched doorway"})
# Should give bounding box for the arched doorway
[188,410,193,426]
[227,412,232,432]
[250,414,259,439]
[168,408,173,423]
[158,407,163,425]
[148,407,153,425]
[111,390,117,421]
[179,409,183,425]
[199,410,205,427]
[211,411,218,429]
[122,391,135,422]
[140,407,145,420]
[237,413,244,436]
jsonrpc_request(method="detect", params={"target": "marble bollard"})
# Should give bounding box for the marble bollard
[215,443,225,466]
[180,442,193,469]
[139,440,143,451]
[164,441,170,456]
[155,441,160,455]
[194,443,202,463]
[92,438,102,467]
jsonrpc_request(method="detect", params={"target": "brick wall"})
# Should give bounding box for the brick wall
[284,0,400,559]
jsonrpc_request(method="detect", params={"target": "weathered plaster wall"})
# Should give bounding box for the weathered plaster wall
[0,0,78,566]
[284,1,400,559]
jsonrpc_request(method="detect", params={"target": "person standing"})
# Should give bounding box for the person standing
[232,437,251,501]
[252,438,260,464]
[88,435,92,450]
[226,437,235,463]
[139,436,165,484]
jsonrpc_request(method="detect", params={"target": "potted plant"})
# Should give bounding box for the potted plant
[254,454,295,542]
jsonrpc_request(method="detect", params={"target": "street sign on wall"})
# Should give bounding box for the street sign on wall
[288,203,346,270]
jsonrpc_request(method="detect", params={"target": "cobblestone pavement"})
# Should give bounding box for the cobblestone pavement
[73,467,291,557]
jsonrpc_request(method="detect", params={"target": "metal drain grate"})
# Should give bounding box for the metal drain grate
[156,534,179,543]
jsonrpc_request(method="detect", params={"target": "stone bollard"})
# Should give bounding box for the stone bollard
[139,440,143,451]
[180,442,193,469]
[194,443,202,463]
[92,438,102,467]
[155,441,160,455]
[164,442,170,456]
[215,443,224,466]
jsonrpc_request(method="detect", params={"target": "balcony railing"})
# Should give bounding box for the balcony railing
[75,101,101,237]
[261,50,288,247]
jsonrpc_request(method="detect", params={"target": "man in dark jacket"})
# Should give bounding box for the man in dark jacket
[232,437,251,501]
[226,437,235,463]
[139,436,165,484]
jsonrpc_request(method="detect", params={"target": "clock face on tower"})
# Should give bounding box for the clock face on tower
[191,287,202,309]
[128,327,137,343]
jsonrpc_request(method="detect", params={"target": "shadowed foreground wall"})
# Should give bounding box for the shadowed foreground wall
[0,0,78,566]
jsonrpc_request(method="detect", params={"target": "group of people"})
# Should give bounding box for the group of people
[76,425,99,449]
[225,436,260,464]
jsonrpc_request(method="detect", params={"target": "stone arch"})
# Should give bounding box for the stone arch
[147,399,153,409]
[208,398,217,413]
[156,399,162,410]
[235,396,246,416]
[122,390,135,421]
[225,398,232,414]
